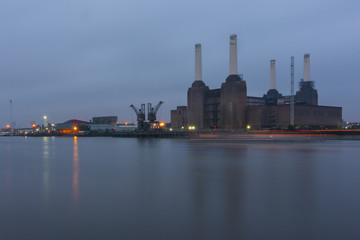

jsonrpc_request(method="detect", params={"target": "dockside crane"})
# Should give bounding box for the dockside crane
[147,101,163,124]
[130,104,148,131]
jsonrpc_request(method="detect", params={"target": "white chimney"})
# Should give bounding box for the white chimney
[229,34,238,75]
[270,60,276,90]
[303,53,310,82]
[195,44,202,81]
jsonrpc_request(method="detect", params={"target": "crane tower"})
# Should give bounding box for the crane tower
[130,101,164,131]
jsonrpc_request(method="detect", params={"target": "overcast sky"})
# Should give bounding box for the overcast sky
[1,0,359,127]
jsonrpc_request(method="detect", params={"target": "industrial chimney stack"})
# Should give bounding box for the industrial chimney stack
[303,53,310,82]
[270,60,276,90]
[187,43,209,130]
[295,53,318,105]
[229,34,238,75]
[220,34,247,129]
[195,44,202,81]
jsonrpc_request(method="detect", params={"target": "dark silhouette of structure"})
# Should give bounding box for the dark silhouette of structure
[171,35,342,130]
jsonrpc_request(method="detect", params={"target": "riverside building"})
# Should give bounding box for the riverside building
[171,35,342,130]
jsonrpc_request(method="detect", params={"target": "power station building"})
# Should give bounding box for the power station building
[171,35,342,130]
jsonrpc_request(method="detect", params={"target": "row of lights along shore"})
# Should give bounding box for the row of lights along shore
[1,115,56,135]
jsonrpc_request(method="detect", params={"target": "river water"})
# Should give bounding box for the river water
[1,136,360,240]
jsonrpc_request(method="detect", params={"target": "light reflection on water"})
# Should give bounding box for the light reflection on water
[73,136,79,203]
[43,137,50,201]
[0,137,360,239]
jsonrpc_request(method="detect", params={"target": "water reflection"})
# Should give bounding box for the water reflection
[187,142,247,239]
[185,141,324,238]
[5,143,13,196]
[1,137,360,239]
[43,137,50,201]
[73,136,79,203]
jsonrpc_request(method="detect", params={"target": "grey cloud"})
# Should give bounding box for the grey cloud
[1,0,359,127]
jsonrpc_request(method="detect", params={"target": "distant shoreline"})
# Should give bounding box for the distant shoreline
[1,129,360,140]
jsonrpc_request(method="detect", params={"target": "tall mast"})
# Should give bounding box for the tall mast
[10,99,13,123]
[290,57,295,126]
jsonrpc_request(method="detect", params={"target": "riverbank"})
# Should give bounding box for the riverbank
[2,129,360,140]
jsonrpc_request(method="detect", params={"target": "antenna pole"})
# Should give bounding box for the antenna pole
[290,57,295,126]
[10,99,13,123]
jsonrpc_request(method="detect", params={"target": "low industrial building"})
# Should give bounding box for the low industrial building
[89,124,115,132]
[114,124,137,132]
[170,106,188,129]
[56,119,91,134]
[88,116,118,132]
[171,35,342,130]
[92,116,117,125]
[56,117,120,134]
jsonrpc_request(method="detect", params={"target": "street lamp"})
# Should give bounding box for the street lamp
[43,115,48,131]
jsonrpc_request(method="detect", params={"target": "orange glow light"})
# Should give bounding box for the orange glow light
[73,126,78,131]
[159,122,165,127]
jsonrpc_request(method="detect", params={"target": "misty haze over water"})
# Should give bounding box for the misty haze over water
[1,137,360,239]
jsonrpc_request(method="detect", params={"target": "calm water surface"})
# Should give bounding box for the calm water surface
[1,137,360,240]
